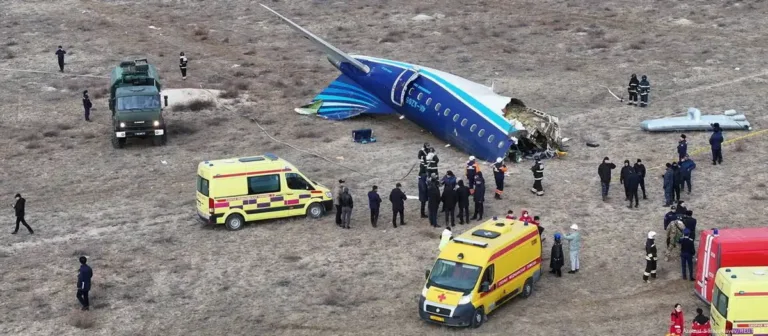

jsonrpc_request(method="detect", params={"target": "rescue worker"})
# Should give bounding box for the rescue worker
[633,159,647,199]
[427,179,441,227]
[709,123,724,165]
[665,219,685,262]
[519,210,533,223]
[664,205,679,230]
[179,52,188,80]
[465,156,479,194]
[339,187,353,229]
[505,210,516,220]
[492,157,507,199]
[456,180,470,224]
[441,175,457,227]
[389,183,407,228]
[598,157,617,201]
[530,157,544,196]
[682,210,697,241]
[550,233,564,277]
[620,160,632,200]
[679,228,695,281]
[426,147,439,178]
[638,74,650,107]
[669,304,684,336]
[643,231,658,283]
[439,226,452,251]
[77,256,93,311]
[418,143,430,176]
[11,193,33,235]
[368,185,381,228]
[627,74,639,106]
[418,174,428,218]
[663,163,674,206]
[679,155,696,194]
[625,164,640,208]
[55,46,66,72]
[672,162,682,202]
[471,172,486,221]
[82,90,93,122]
[677,134,688,161]
[333,179,345,226]
[563,224,581,274]
[691,308,711,336]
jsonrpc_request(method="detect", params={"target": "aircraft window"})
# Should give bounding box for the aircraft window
[444,108,451,116]
[435,103,441,111]
[478,129,485,137]
[453,114,460,122]
[426,98,432,105]
[461,119,468,127]
[498,141,505,148]
[417,92,423,100]
[488,134,495,143]
[470,124,477,132]
[408,88,413,96]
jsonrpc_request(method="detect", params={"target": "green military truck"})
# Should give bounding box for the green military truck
[109,58,168,148]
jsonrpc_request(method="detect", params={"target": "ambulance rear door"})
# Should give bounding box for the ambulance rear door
[696,232,719,303]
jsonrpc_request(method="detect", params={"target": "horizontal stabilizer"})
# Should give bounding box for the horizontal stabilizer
[299,74,395,120]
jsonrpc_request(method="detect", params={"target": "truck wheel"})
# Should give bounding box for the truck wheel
[224,214,244,231]
[471,308,485,328]
[152,134,166,146]
[112,136,125,149]
[306,203,324,219]
[521,278,534,299]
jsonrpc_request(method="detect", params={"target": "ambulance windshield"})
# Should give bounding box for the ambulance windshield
[427,259,481,295]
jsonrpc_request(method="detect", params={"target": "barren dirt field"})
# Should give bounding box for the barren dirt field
[2,0,767,335]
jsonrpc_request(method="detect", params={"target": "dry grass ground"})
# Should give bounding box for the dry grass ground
[1,0,767,335]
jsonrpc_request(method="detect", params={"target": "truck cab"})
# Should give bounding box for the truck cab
[109,58,167,148]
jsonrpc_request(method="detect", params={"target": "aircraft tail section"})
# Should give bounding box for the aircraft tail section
[294,74,395,120]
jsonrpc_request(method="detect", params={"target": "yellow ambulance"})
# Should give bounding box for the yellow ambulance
[710,267,768,335]
[419,217,542,328]
[195,153,334,230]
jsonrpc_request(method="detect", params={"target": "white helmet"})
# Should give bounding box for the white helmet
[648,231,657,239]
[496,157,503,163]
[570,224,579,230]
[469,156,475,160]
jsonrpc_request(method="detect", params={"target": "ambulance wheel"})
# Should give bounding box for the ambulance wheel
[471,308,485,328]
[224,214,244,231]
[112,136,125,149]
[306,203,324,219]
[521,278,534,299]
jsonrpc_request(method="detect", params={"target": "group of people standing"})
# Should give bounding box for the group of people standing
[627,74,651,107]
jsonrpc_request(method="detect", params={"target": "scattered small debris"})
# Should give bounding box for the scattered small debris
[412,14,434,21]
[586,142,600,147]
[444,144,450,147]
[161,160,167,165]
[336,156,344,160]
[148,26,161,30]
[735,67,740,71]
[399,115,405,120]
[231,64,241,68]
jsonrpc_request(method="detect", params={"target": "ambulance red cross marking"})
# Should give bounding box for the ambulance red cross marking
[437,293,446,302]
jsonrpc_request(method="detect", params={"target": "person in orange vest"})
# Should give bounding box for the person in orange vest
[690,308,711,336]
[492,157,508,199]
[465,156,480,195]
[668,303,684,336]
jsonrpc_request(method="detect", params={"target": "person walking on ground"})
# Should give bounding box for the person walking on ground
[663,163,675,207]
[82,90,93,122]
[709,123,724,165]
[665,219,685,262]
[492,157,507,199]
[679,228,695,281]
[625,164,640,208]
[77,256,93,311]
[441,176,457,228]
[456,180,470,225]
[333,179,345,226]
[643,231,658,283]
[55,46,66,72]
[439,226,452,251]
[669,304,684,336]
[627,74,639,106]
[179,52,188,80]
[368,185,381,228]
[11,193,33,235]
[550,233,564,277]
[471,172,486,221]
[638,75,650,107]
[562,224,581,274]
[598,157,616,201]
[690,308,711,336]
[339,187,353,229]
[682,210,697,241]
[465,156,479,195]
[389,183,407,228]
[671,162,682,202]
[677,134,688,162]
[634,159,647,199]
[427,179,441,227]
[530,157,544,196]
[620,160,632,200]
[679,155,696,194]
[418,174,428,219]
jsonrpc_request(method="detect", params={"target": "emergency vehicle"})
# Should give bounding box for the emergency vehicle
[694,227,768,303]
[710,267,768,335]
[195,153,334,230]
[419,217,542,328]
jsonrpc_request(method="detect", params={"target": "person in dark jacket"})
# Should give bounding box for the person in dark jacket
[682,210,697,241]
[77,256,93,310]
[679,228,695,281]
[82,90,93,122]
[492,157,508,199]
[55,46,66,72]
[368,186,382,227]
[465,156,479,195]
[598,157,617,201]
[418,143,429,176]
[620,160,632,200]
[627,74,639,106]
[643,231,658,283]
[456,180,470,225]
[426,148,439,178]
[389,183,407,228]
[664,205,679,230]
[677,134,688,162]
[471,172,486,221]
[663,163,675,206]
[11,193,33,234]
[339,187,353,229]
[427,180,441,227]
[709,123,724,165]
[179,52,188,80]
[333,179,345,226]
[638,75,650,107]
[625,165,640,208]
[417,174,428,218]
[550,233,564,277]
[441,178,457,228]
[671,162,683,202]
[691,308,711,336]
[634,159,647,199]
[530,157,544,196]
[679,155,696,194]
[441,171,457,190]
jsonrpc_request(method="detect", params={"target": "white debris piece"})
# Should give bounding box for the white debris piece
[406,195,419,200]
[231,64,241,68]
[445,144,451,147]
[411,14,434,21]
[41,86,57,92]
[161,160,168,165]
[148,25,161,30]
[734,67,740,71]
[435,13,445,19]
